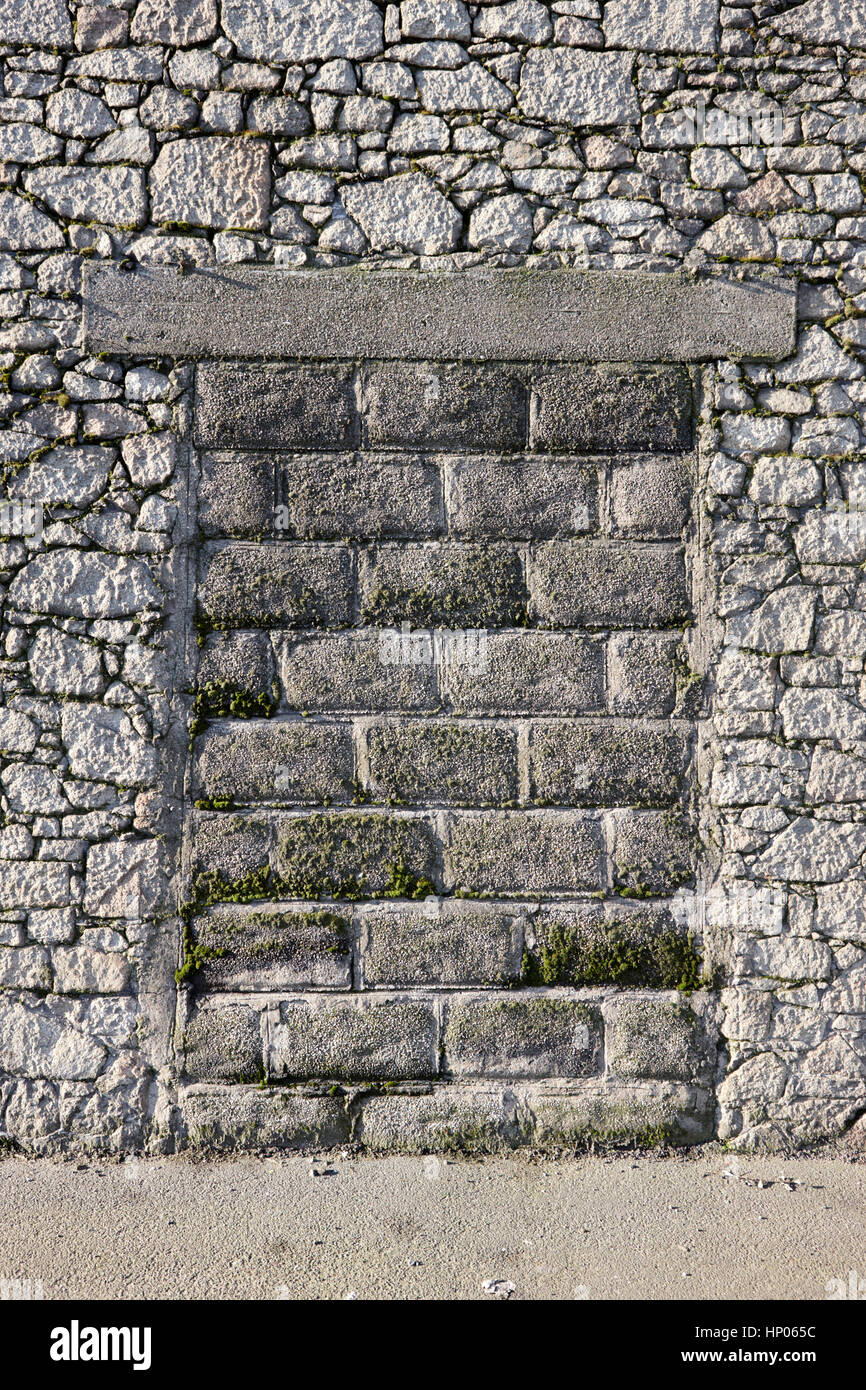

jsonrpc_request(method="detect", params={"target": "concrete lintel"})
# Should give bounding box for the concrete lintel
[82,264,797,363]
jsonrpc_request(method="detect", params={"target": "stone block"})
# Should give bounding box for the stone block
[267,994,439,1080]
[364,719,519,806]
[359,899,524,987]
[196,363,358,450]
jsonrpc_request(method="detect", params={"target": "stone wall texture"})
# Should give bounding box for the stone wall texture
[1,0,866,1154]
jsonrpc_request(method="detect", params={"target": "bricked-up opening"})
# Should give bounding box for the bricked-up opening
[81,266,796,1151]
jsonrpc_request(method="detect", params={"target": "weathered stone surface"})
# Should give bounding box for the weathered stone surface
[605,0,718,52]
[277,631,438,712]
[611,810,695,895]
[474,0,551,42]
[222,0,383,62]
[755,818,866,883]
[608,996,711,1085]
[740,587,816,655]
[530,542,689,629]
[150,139,270,231]
[183,1000,263,1083]
[770,0,866,45]
[517,49,639,127]
[0,863,70,911]
[198,543,353,629]
[779,688,866,742]
[0,192,64,251]
[444,811,605,895]
[11,445,114,507]
[363,363,525,451]
[467,193,533,252]
[610,455,693,540]
[53,947,130,995]
[445,994,603,1078]
[8,551,160,618]
[268,995,438,1080]
[415,64,513,113]
[529,722,688,807]
[28,629,104,697]
[83,266,797,362]
[131,0,217,43]
[361,542,527,627]
[0,124,63,164]
[84,841,166,919]
[365,720,520,806]
[342,174,462,254]
[0,0,71,45]
[191,906,352,991]
[274,811,439,898]
[530,367,692,454]
[403,0,470,40]
[179,1083,350,1149]
[447,456,597,539]
[194,720,354,805]
[0,998,105,1081]
[24,167,147,228]
[61,705,158,787]
[357,1086,524,1153]
[197,363,357,450]
[360,900,523,987]
[46,90,115,138]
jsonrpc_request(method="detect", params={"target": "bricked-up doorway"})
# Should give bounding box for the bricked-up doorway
[84,266,796,1151]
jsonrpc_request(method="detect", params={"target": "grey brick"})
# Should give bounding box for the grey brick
[444,810,604,895]
[446,456,599,539]
[529,722,689,807]
[268,994,439,1080]
[196,362,358,450]
[528,901,699,990]
[183,999,264,1082]
[275,453,442,539]
[605,995,712,1083]
[530,543,689,628]
[606,632,680,716]
[198,543,354,630]
[199,454,275,539]
[357,1087,525,1153]
[196,633,278,718]
[364,719,520,806]
[442,631,605,715]
[273,811,440,898]
[190,904,352,991]
[192,720,355,806]
[611,810,696,896]
[531,1082,714,1147]
[276,632,439,712]
[362,363,526,451]
[609,455,693,540]
[361,543,527,627]
[180,1084,350,1150]
[359,900,524,987]
[444,994,603,1078]
[189,811,274,902]
[530,366,693,454]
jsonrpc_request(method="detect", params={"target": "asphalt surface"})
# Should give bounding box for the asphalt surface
[0,1150,863,1301]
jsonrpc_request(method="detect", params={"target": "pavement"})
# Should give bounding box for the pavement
[0,1148,863,1301]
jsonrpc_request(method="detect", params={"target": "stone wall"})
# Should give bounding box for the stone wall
[1,0,866,1153]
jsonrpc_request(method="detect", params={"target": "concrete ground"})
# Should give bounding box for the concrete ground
[0,1149,863,1301]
